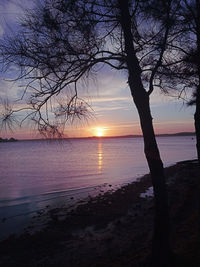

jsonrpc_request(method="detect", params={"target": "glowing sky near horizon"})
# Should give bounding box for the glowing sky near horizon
[0,0,195,139]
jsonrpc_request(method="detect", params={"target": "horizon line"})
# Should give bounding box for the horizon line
[2,131,195,141]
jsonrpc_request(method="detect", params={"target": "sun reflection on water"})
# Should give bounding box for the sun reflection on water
[98,141,103,173]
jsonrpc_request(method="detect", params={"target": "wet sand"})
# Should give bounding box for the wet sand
[0,160,199,266]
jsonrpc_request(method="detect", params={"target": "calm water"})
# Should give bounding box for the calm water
[0,136,196,239]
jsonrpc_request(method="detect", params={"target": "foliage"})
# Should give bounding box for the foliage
[0,0,174,137]
[152,0,199,103]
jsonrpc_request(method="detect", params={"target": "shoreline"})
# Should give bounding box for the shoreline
[1,132,195,142]
[0,160,200,266]
[0,182,121,241]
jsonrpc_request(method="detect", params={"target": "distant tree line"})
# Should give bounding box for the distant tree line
[0,137,17,142]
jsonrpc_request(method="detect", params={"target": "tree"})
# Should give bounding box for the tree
[0,0,174,264]
[153,0,200,164]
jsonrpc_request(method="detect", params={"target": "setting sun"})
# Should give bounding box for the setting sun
[95,127,105,137]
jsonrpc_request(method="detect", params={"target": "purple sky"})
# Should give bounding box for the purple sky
[0,0,195,139]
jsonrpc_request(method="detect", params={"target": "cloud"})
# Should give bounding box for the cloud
[90,96,130,103]
[0,25,4,38]
[0,76,29,102]
[0,0,34,38]
[80,68,128,98]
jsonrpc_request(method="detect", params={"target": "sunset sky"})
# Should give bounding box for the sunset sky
[0,0,195,139]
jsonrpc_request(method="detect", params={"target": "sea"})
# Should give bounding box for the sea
[0,135,196,239]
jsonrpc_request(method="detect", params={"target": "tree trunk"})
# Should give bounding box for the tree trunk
[134,92,171,266]
[118,0,172,265]
[194,87,200,164]
[195,0,200,164]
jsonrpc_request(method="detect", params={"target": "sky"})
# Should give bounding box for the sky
[0,0,195,139]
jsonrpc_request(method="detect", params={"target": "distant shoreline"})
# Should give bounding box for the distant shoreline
[76,132,196,140]
[0,137,18,143]
[3,132,195,142]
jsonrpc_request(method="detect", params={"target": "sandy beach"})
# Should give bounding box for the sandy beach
[0,160,199,267]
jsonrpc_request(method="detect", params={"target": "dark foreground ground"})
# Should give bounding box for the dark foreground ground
[0,160,200,267]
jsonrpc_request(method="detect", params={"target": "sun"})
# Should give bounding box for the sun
[95,127,105,137]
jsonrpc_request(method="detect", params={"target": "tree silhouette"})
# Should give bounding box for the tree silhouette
[152,0,200,163]
[0,0,175,264]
